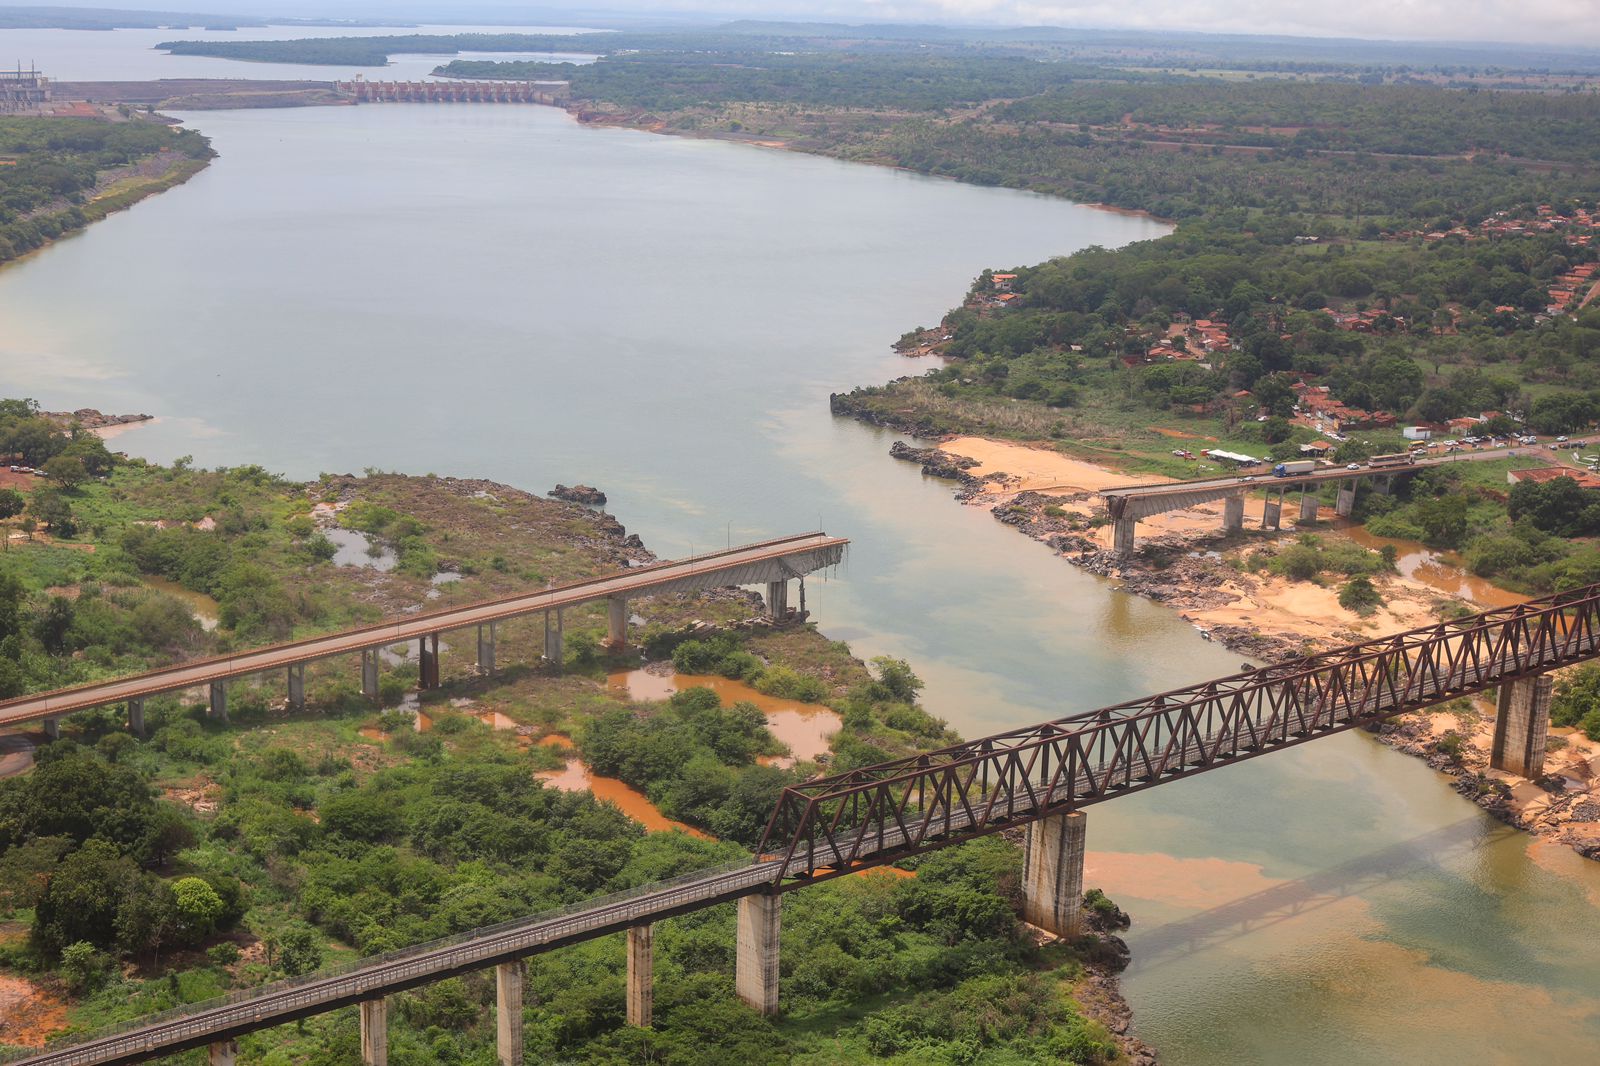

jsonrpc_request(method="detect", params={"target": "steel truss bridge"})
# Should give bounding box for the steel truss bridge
[13,581,1600,1065]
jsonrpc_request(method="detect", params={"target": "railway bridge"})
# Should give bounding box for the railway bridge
[1100,446,1525,554]
[8,578,1593,1065]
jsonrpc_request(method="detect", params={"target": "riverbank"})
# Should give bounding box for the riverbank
[876,431,1600,863]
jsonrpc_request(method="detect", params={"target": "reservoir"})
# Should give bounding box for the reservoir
[3,102,1598,1063]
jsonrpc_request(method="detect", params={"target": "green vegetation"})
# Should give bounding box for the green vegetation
[1247,532,1394,584]
[1551,665,1600,741]
[0,118,212,266]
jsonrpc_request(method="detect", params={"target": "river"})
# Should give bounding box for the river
[3,24,597,82]
[3,100,1598,1063]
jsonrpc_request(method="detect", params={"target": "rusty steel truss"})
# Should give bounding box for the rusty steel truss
[756,582,1600,886]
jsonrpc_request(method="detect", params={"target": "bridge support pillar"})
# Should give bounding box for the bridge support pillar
[544,608,564,670]
[287,663,306,711]
[627,923,653,1027]
[1223,494,1245,534]
[1491,674,1553,779]
[209,681,228,724]
[1336,483,1357,517]
[736,893,781,1016]
[1112,516,1135,555]
[495,960,524,1065]
[128,697,145,738]
[1262,494,1282,531]
[42,717,59,741]
[361,649,380,701]
[208,1039,238,1065]
[1023,810,1087,938]
[606,596,628,652]
[1373,475,1393,496]
[419,633,440,690]
[360,997,388,1066]
[477,622,496,676]
[766,580,789,622]
[1299,492,1319,524]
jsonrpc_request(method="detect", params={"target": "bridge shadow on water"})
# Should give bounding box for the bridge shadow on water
[1125,817,1513,968]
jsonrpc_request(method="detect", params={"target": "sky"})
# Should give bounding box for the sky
[59,1,1600,49]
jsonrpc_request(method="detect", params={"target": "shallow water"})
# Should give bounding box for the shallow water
[4,92,1599,1063]
[607,668,840,766]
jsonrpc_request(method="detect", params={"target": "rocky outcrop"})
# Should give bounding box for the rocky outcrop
[41,407,152,430]
[888,440,982,483]
[550,484,607,506]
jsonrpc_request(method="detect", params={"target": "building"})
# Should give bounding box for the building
[0,64,49,112]
[1403,426,1433,441]
[1507,467,1600,491]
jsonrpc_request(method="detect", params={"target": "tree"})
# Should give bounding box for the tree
[0,488,23,520]
[1338,576,1383,614]
[172,876,226,943]
[1415,494,1470,548]
[268,923,324,977]
[42,454,87,491]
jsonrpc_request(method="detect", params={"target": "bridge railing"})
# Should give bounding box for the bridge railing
[756,582,1600,884]
[2,856,757,1064]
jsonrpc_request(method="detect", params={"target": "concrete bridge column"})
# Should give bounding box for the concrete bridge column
[766,580,789,622]
[495,960,524,1065]
[1262,493,1282,531]
[208,1040,238,1065]
[1023,810,1087,938]
[477,622,497,676]
[1112,516,1136,555]
[1223,494,1245,534]
[1373,475,1393,496]
[287,663,306,711]
[1336,483,1357,517]
[544,608,564,669]
[419,633,440,690]
[208,681,228,724]
[627,924,653,1027]
[128,697,145,738]
[736,894,781,1016]
[361,649,380,701]
[42,717,60,741]
[360,997,388,1066]
[606,596,628,652]
[1491,674,1553,779]
[1299,492,1319,524]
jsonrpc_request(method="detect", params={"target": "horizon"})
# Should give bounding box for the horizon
[13,1,1600,53]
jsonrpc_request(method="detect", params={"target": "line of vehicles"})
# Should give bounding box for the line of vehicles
[1269,452,1416,478]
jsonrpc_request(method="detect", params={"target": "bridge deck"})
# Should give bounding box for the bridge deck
[0,533,846,728]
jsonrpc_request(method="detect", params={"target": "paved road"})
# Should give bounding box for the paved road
[0,533,847,728]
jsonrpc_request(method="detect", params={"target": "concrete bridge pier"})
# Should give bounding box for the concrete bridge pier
[606,596,628,652]
[766,580,789,622]
[360,997,388,1066]
[42,717,59,741]
[1299,491,1319,524]
[1491,674,1553,779]
[495,960,524,1065]
[287,663,306,711]
[1262,493,1282,531]
[627,923,653,1027]
[361,649,380,701]
[1112,516,1136,555]
[736,893,781,1016]
[1023,810,1087,938]
[208,1039,237,1065]
[477,622,497,676]
[128,697,145,738]
[544,608,564,669]
[1223,494,1245,534]
[1373,475,1393,496]
[419,633,440,690]
[1336,483,1357,517]
[208,681,228,724]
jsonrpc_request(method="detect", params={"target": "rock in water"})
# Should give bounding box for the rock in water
[550,484,607,506]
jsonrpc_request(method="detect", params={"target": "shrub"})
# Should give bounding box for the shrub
[1338,576,1383,615]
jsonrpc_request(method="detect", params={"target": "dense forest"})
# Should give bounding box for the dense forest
[0,117,212,265]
